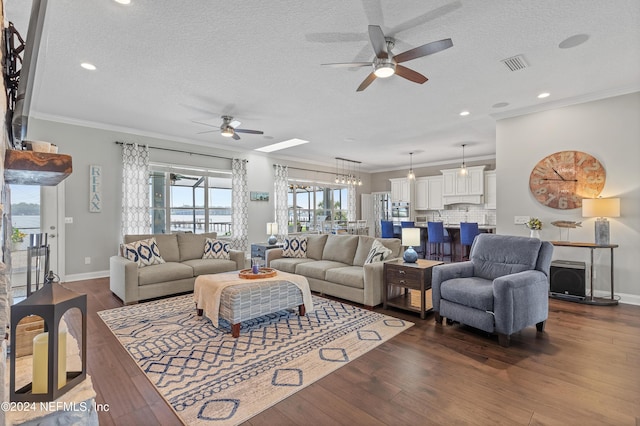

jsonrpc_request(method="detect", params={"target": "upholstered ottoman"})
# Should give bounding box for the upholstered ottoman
[194,271,313,337]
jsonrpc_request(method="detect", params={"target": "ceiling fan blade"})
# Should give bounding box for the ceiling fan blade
[356,72,377,92]
[232,133,241,141]
[229,119,241,128]
[192,120,221,129]
[196,129,219,134]
[234,129,264,135]
[368,25,388,59]
[394,38,453,64]
[395,65,428,84]
[321,62,373,68]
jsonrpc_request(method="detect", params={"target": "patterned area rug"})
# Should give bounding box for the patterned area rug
[98,294,412,425]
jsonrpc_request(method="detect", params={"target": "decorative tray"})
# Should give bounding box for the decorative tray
[238,267,277,279]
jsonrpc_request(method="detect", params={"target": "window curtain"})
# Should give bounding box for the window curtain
[347,183,357,221]
[372,192,386,237]
[121,143,150,236]
[273,164,289,241]
[231,158,249,251]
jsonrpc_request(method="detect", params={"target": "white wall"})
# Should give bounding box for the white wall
[496,92,640,302]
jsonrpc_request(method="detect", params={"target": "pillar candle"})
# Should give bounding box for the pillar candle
[32,329,67,394]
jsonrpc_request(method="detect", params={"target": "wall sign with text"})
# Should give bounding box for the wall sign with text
[90,165,102,212]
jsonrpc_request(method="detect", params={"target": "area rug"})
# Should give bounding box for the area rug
[98,294,412,425]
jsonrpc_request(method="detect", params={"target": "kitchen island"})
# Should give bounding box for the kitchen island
[414,223,496,261]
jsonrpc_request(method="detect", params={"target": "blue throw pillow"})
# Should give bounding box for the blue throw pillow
[282,236,307,258]
[202,238,230,260]
[123,237,166,267]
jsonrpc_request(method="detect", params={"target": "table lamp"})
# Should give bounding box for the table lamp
[267,222,278,245]
[582,197,620,245]
[402,227,421,263]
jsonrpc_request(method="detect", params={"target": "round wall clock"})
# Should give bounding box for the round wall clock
[529,150,605,209]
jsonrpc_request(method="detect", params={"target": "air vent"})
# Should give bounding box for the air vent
[501,55,528,71]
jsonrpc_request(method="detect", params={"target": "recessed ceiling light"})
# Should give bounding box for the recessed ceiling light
[114,0,131,4]
[255,138,309,153]
[537,92,550,99]
[80,62,96,71]
[459,111,470,116]
[559,34,589,49]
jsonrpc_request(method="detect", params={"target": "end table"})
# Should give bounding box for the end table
[383,258,443,319]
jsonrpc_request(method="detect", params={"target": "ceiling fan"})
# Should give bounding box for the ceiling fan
[195,115,264,140]
[322,25,453,92]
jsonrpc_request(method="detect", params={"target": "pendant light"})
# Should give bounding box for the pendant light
[459,144,468,176]
[407,152,415,180]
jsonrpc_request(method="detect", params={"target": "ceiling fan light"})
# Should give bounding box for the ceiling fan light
[221,126,234,137]
[373,62,395,78]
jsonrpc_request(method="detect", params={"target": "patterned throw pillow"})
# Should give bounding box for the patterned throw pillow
[365,239,393,264]
[282,236,308,258]
[123,237,166,268]
[202,238,230,260]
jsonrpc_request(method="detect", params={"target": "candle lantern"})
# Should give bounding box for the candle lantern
[10,283,87,402]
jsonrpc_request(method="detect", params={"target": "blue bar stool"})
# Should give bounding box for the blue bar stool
[460,222,480,261]
[427,221,452,262]
[381,220,395,238]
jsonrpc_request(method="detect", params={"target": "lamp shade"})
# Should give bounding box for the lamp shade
[582,198,620,218]
[401,227,421,247]
[266,222,278,235]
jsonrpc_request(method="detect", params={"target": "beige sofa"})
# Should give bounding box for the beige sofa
[109,232,244,305]
[265,234,401,308]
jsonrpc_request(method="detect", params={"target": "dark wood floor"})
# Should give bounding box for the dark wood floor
[64,277,640,426]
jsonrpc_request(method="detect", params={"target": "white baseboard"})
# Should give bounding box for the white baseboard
[593,289,640,306]
[64,270,109,283]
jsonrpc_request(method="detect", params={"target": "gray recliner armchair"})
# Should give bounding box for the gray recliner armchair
[432,233,554,347]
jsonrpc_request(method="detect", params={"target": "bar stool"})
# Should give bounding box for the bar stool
[401,221,425,258]
[381,220,395,238]
[459,222,480,261]
[427,221,452,262]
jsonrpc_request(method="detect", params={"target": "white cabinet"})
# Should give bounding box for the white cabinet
[484,170,497,209]
[427,176,444,210]
[441,165,486,204]
[414,176,443,210]
[390,178,411,203]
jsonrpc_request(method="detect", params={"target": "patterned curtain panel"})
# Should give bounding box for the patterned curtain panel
[231,159,249,251]
[373,193,385,237]
[273,164,289,241]
[347,183,357,221]
[121,143,150,237]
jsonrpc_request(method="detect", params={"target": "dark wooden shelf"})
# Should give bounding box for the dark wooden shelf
[4,150,72,186]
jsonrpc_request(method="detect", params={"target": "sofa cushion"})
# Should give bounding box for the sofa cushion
[322,235,358,265]
[202,238,230,260]
[325,266,365,289]
[471,234,541,280]
[125,234,179,262]
[440,276,494,311]
[283,236,308,258]
[378,238,402,260]
[123,237,166,268]
[270,258,314,274]
[306,234,328,260]
[137,262,194,286]
[352,236,375,266]
[183,259,237,275]
[178,232,218,261]
[365,240,393,264]
[295,260,350,281]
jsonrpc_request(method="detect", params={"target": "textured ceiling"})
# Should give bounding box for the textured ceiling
[5,0,640,172]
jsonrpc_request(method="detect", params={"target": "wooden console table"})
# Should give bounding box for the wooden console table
[550,241,619,306]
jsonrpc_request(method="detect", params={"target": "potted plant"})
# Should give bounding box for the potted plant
[11,228,27,250]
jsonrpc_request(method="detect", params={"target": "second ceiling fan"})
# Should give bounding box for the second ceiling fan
[196,115,264,140]
[322,25,453,92]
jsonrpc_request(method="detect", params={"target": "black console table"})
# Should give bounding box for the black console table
[550,241,618,306]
